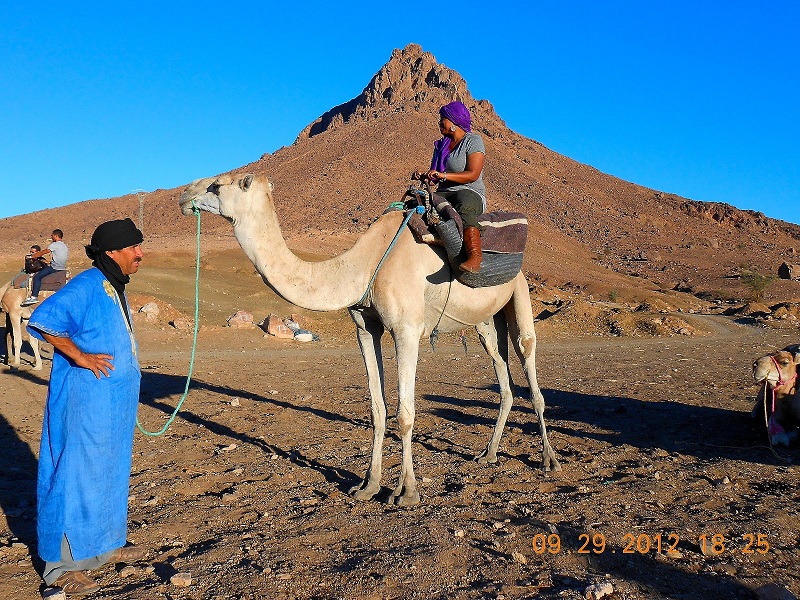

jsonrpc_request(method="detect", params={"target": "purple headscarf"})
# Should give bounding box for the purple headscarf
[431,101,472,172]
[440,101,472,132]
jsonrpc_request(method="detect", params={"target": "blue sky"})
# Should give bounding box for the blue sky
[1,1,798,225]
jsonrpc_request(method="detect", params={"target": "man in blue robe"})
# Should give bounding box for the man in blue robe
[28,218,147,595]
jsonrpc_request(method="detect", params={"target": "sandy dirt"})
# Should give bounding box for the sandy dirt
[1,249,799,600]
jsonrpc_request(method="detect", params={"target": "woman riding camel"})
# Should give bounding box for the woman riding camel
[414,100,486,272]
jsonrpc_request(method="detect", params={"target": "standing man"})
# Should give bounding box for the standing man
[21,228,69,306]
[28,218,146,595]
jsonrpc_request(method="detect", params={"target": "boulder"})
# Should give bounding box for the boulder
[778,262,800,280]
[139,302,160,322]
[227,310,255,329]
[169,317,194,331]
[259,314,295,339]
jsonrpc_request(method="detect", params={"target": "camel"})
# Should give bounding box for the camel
[180,173,560,506]
[752,346,800,446]
[0,282,47,370]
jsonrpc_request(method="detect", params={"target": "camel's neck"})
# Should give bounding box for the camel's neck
[231,200,399,311]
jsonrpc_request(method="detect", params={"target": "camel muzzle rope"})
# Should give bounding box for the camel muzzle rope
[136,200,202,436]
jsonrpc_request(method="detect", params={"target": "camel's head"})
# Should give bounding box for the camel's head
[179,173,273,221]
[753,349,800,388]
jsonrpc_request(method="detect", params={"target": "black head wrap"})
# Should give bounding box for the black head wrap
[85,218,144,296]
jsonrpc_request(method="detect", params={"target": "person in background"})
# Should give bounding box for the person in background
[24,245,47,274]
[21,229,69,306]
[27,218,146,595]
[414,100,487,272]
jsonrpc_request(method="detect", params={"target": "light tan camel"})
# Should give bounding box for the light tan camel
[180,173,560,506]
[0,282,46,370]
[752,346,800,445]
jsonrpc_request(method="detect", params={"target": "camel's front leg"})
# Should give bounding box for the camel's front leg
[475,314,514,463]
[348,309,388,501]
[508,279,561,472]
[10,312,24,369]
[389,326,422,507]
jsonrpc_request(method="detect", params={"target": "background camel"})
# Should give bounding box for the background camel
[752,345,800,445]
[0,283,46,370]
[180,173,560,506]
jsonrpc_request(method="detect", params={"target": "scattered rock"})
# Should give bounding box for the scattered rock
[227,310,255,328]
[41,587,66,600]
[259,314,295,339]
[169,317,194,331]
[454,530,465,538]
[584,581,614,599]
[118,565,137,578]
[230,397,240,407]
[170,572,192,587]
[139,302,160,322]
[511,551,527,564]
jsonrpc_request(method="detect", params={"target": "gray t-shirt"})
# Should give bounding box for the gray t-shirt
[437,131,487,206]
[48,240,68,270]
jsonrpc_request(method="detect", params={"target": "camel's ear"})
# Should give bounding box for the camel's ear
[239,174,254,191]
[785,344,800,364]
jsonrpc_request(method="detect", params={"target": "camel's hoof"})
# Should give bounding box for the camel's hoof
[389,491,420,507]
[543,455,562,473]
[33,365,43,371]
[474,450,498,464]
[348,484,378,502]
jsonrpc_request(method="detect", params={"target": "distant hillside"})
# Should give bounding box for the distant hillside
[2,43,799,303]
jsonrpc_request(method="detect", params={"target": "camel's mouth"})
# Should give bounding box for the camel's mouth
[179,178,222,217]
[754,373,780,387]
[179,197,202,216]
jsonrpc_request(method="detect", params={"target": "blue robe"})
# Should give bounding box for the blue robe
[28,267,141,562]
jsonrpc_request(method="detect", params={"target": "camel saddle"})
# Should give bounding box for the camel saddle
[406,195,527,288]
[11,269,68,292]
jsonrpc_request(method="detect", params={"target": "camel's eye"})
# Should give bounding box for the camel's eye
[778,359,790,366]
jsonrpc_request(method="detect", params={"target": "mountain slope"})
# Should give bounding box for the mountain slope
[2,44,798,303]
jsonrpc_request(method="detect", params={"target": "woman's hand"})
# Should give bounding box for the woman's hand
[425,170,446,182]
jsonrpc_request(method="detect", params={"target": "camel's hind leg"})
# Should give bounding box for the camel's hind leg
[4,312,12,367]
[388,323,423,507]
[506,276,561,472]
[29,323,42,370]
[475,313,515,463]
[348,308,388,501]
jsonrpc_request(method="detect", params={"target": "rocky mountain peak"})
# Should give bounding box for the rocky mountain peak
[297,44,503,139]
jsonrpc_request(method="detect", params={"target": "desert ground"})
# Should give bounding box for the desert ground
[1,246,799,600]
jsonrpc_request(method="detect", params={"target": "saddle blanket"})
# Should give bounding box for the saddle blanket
[12,270,68,291]
[408,197,528,254]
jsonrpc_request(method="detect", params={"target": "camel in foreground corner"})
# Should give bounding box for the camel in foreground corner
[180,173,560,506]
[752,346,800,445]
[1,282,47,370]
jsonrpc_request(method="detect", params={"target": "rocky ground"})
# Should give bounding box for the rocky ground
[1,249,799,600]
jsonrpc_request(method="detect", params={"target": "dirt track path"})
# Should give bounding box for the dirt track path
[1,315,798,600]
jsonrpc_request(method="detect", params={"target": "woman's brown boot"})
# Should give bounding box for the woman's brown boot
[460,226,483,273]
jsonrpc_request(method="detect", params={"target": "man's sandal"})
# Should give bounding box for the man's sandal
[51,570,100,595]
[109,544,146,563]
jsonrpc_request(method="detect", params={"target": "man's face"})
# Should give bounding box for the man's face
[107,244,143,276]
